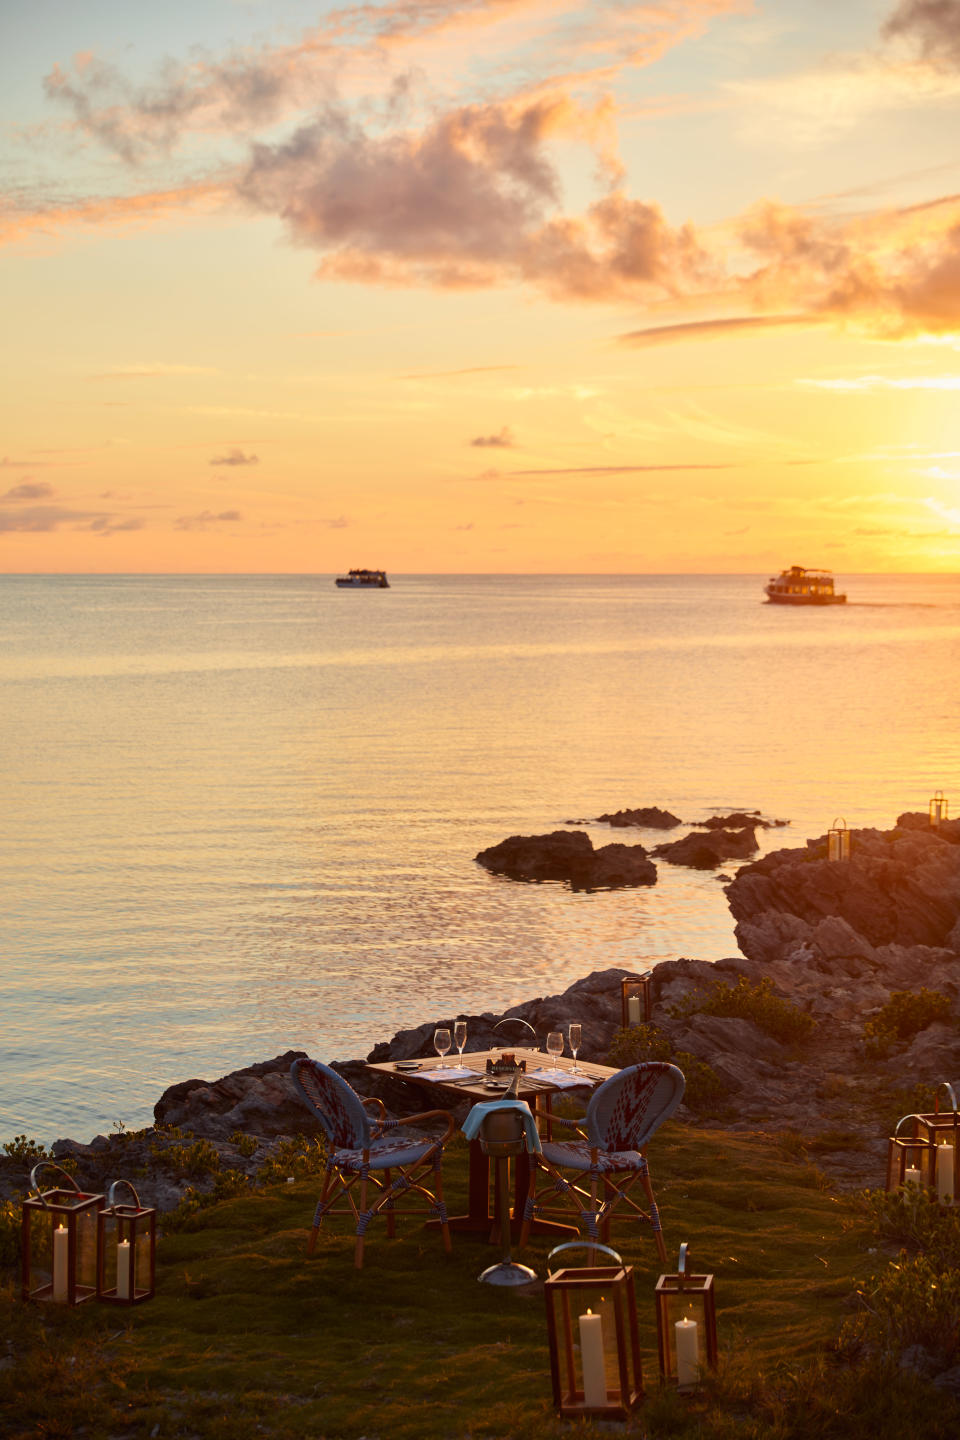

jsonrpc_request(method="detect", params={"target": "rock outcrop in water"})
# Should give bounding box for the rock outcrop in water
[652,826,759,869]
[594,806,682,828]
[474,829,657,890]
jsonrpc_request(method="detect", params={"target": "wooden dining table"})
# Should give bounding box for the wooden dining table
[363,1047,621,1242]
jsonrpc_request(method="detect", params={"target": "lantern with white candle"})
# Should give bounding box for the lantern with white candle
[97,1179,156,1304]
[620,973,653,1030]
[655,1243,718,1387]
[543,1243,643,1419]
[929,792,949,829]
[21,1164,103,1306]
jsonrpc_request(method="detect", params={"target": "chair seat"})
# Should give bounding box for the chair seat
[540,1141,646,1173]
[332,1139,437,1171]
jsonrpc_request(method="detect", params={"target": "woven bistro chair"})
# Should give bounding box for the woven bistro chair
[519,1061,685,1261]
[290,1058,455,1269]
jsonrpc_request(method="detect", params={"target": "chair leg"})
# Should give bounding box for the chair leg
[432,1159,452,1255]
[640,1161,667,1262]
[518,1157,538,1250]
[308,1166,335,1255]
[383,1168,396,1239]
[354,1168,368,1270]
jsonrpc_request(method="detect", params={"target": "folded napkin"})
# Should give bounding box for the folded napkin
[527,1069,594,1088]
[461,1099,542,1153]
[417,1066,468,1082]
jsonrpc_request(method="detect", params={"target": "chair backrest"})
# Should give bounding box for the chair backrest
[290,1058,372,1149]
[585,1062,685,1152]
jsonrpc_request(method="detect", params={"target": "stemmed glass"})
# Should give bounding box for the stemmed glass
[569,1023,582,1074]
[434,1028,452,1067]
[454,1021,468,1069]
[546,1031,564,1073]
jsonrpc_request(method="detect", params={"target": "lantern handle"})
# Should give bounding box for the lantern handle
[893,1112,933,1138]
[107,1178,143,1211]
[546,1241,622,1275]
[830,817,847,830]
[937,1082,960,1115]
[492,1017,537,1040]
[28,1162,83,1203]
[678,1241,689,1277]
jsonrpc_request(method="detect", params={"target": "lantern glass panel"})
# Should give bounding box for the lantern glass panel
[22,1189,102,1304]
[655,1272,717,1384]
[98,1198,156,1303]
[620,975,652,1028]
[544,1265,642,1418]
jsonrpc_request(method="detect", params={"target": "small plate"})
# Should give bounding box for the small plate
[483,1080,510,1092]
[394,1061,420,1072]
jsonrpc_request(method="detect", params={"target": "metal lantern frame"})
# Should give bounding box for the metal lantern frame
[885,1113,939,1192]
[655,1243,718,1388]
[886,1088,960,1201]
[827,818,851,862]
[97,1179,156,1304]
[544,1243,643,1420]
[21,1163,104,1306]
[930,792,949,829]
[620,973,653,1029]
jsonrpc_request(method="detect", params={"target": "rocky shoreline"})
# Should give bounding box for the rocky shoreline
[5,810,960,1214]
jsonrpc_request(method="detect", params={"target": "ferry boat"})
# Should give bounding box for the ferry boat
[335,568,390,589]
[764,566,846,605]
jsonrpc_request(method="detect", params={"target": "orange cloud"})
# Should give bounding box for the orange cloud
[0,180,228,247]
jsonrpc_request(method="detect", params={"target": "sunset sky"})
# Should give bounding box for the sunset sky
[3,0,960,573]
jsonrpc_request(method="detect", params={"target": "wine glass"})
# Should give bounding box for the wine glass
[546,1031,564,1073]
[454,1020,467,1069]
[568,1023,582,1074]
[434,1027,451,1066]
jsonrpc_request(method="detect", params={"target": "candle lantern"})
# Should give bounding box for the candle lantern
[620,973,653,1029]
[929,792,949,829]
[885,1088,960,1201]
[543,1243,643,1419]
[97,1179,156,1304]
[827,818,851,862]
[21,1164,103,1305]
[655,1243,718,1388]
[885,1113,937,1193]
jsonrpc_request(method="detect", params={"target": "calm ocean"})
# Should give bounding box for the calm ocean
[3,572,959,1142]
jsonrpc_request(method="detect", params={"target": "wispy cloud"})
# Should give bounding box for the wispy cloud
[470,427,515,448]
[1,481,55,501]
[618,314,812,346]
[0,505,142,534]
[799,373,960,390]
[210,448,259,466]
[174,509,243,531]
[883,0,960,71]
[509,462,734,475]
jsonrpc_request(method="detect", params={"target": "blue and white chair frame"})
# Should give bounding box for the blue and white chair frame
[290,1059,455,1269]
[519,1061,685,1262]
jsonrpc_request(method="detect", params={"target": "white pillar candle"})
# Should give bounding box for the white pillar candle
[578,1309,607,1408]
[675,1316,700,1387]
[116,1239,133,1300]
[627,995,642,1026]
[937,1144,955,1204]
[52,1224,69,1303]
[904,1166,923,1189]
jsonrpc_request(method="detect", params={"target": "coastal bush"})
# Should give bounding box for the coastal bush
[149,1135,221,1178]
[256,1132,327,1184]
[0,1199,20,1268]
[2,1134,49,1166]
[863,989,952,1059]
[606,1022,673,1067]
[840,1251,960,1373]
[670,974,815,1045]
[605,1027,730,1116]
[162,1169,253,1232]
[229,1130,258,1158]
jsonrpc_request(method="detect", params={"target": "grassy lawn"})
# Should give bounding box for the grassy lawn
[2,1124,957,1439]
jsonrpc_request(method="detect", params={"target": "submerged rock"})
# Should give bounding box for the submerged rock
[475,829,657,890]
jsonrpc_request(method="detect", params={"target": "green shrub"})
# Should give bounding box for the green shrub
[841,1250,960,1370]
[2,1135,49,1166]
[256,1133,327,1184]
[863,989,952,1059]
[606,1022,673,1068]
[605,1026,730,1116]
[149,1136,221,1178]
[670,975,815,1045]
[162,1169,253,1232]
[230,1131,258,1158]
[0,1198,21,1268]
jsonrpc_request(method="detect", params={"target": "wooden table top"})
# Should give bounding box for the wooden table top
[364,1047,619,1102]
